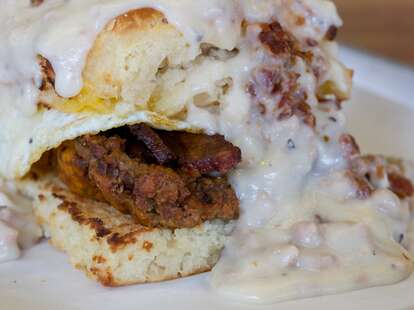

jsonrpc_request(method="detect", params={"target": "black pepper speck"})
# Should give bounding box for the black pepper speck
[287,139,296,150]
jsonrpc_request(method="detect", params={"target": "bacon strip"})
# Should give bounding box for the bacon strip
[129,124,176,165]
[159,131,242,176]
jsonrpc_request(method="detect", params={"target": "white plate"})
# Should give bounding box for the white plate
[2,48,414,310]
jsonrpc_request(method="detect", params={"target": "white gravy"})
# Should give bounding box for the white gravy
[1,0,412,304]
[0,181,42,263]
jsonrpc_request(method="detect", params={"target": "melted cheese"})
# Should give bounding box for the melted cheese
[1,0,412,304]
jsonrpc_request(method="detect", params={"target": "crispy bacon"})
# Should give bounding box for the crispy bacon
[388,173,414,199]
[159,131,242,176]
[259,22,296,56]
[129,124,176,165]
[128,124,242,176]
[259,21,313,61]
[252,21,317,128]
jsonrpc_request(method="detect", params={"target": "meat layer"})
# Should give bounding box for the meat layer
[57,126,241,229]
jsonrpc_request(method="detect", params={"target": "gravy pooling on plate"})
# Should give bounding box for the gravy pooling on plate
[1,0,414,303]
